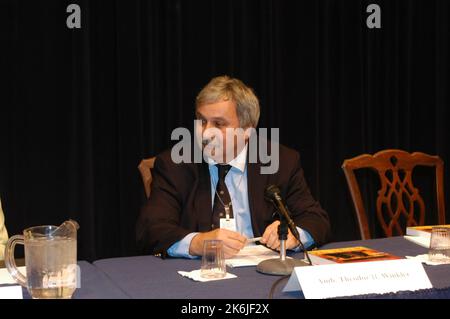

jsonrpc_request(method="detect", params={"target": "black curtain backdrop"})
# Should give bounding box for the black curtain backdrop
[1,0,449,261]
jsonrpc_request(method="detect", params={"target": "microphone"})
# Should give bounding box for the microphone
[256,185,311,276]
[264,185,301,241]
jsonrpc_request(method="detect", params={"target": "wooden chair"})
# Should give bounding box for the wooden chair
[138,157,156,199]
[342,149,446,239]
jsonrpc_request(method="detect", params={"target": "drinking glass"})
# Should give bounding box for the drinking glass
[200,240,226,279]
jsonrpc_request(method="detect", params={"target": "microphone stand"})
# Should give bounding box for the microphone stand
[278,219,288,262]
[257,212,311,276]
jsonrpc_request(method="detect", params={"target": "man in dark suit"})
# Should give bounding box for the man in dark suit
[137,76,331,258]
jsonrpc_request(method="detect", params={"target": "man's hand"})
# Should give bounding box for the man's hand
[260,220,299,250]
[189,229,247,258]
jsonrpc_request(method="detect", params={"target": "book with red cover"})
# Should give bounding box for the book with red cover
[309,246,401,265]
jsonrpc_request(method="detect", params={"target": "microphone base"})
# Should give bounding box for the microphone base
[256,258,310,276]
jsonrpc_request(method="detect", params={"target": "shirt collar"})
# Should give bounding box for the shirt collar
[206,144,248,173]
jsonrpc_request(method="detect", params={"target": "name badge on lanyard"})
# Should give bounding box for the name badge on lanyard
[220,205,236,232]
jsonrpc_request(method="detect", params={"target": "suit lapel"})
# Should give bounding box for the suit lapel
[194,162,213,231]
[247,160,269,236]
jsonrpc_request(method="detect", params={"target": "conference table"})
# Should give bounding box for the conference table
[3,236,450,299]
[91,236,450,299]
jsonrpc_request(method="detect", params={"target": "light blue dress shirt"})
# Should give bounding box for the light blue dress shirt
[167,145,315,258]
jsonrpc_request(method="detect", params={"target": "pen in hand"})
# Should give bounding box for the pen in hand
[246,237,262,244]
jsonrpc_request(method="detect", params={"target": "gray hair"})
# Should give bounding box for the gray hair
[195,76,260,128]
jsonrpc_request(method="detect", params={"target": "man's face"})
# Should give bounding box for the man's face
[196,99,247,163]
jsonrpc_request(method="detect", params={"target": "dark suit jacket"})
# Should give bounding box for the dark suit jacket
[136,143,331,257]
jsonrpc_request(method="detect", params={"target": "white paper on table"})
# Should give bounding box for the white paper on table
[0,266,26,285]
[0,285,23,299]
[404,235,430,248]
[178,269,237,282]
[226,244,284,267]
[405,254,450,266]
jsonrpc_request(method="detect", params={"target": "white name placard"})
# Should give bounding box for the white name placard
[283,259,432,299]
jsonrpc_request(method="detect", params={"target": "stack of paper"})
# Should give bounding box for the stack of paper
[226,245,281,267]
[0,267,24,299]
[0,266,25,285]
[404,235,430,248]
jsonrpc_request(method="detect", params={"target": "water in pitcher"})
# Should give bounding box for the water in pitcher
[25,236,77,299]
